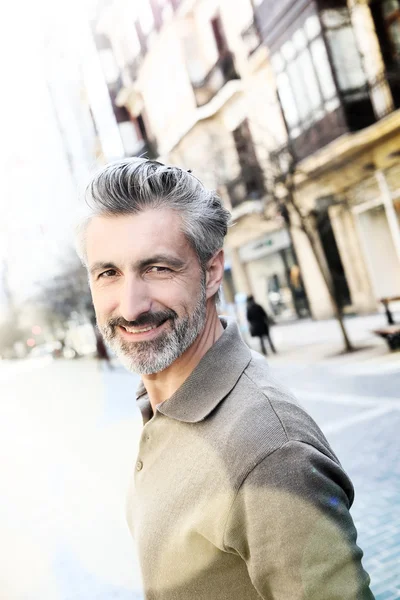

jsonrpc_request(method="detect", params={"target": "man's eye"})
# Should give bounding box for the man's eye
[99,270,117,279]
[147,266,171,273]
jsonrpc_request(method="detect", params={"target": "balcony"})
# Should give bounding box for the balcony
[241,20,262,57]
[226,177,247,208]
[226,169,265,209]
[191,51,240,108]
[279,72,399,163]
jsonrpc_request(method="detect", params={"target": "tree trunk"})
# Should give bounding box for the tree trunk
[287,189,354,352]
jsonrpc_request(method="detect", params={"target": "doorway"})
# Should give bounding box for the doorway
[316,208,352,308]
[356,203,400,298]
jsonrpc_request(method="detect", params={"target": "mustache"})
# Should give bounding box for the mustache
[107,309,177,330]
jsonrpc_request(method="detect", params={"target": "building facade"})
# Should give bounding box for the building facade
[92,0,400,321]
[255,0,400,318]
[92,0,310,321]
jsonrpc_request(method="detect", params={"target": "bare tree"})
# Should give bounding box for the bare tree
[37,253,95,333]
[195,120,354,352]
[272,154,354,352]
[0,321,29,357]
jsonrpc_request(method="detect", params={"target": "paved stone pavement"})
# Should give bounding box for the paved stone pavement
[0,338,399,599]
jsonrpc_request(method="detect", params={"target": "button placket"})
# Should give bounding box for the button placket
[136,418,155,475]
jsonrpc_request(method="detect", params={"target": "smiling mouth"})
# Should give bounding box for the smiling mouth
[122,324,158,334]
[120,319,169,335]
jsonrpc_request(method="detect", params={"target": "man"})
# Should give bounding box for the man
[77,158,374,599]
[246,295,276,355]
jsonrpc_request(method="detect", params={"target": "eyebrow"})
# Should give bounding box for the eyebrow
[89,255,186,276]
[137,254,186,270]
[89,262,117,276]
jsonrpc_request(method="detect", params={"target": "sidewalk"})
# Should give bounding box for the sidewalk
[243,312,398,364]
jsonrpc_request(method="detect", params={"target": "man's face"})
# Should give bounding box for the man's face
[86,208,207,374]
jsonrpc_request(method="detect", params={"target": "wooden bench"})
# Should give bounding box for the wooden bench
[373,325,400,350]
[374,297,400,350]
[380,296,400,325]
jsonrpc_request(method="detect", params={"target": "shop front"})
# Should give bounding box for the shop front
[239,229,310,321]
[353,171,400,302]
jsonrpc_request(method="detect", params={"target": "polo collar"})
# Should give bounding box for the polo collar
[136,318,252,423]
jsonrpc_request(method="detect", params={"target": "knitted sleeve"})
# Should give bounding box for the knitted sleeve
[223,440,374,600]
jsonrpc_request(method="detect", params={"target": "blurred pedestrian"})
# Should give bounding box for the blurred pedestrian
[77,158,373,600]
[246,295,276,355]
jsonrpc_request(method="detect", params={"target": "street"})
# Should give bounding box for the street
[0,322,399,600]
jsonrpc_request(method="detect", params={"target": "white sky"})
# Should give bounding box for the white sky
[0,0,120,307]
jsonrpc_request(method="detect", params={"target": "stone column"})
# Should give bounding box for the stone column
[376,170,400,263]
[230,247,252,297]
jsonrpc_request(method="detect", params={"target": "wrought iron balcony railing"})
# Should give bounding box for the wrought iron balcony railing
[226,171,265,209]
[191,51,240,107]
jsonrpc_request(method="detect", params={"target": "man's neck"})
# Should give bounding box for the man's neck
[142,308,224,413]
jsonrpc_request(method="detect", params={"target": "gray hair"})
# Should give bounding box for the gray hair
[76,158,231,271]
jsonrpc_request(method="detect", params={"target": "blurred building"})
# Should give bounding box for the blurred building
[91,0,310,321]
[91,0,400,321]
[255,0,400,318]
[43,3,127,179]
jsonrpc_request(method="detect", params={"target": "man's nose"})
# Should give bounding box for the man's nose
[119,276,151,322]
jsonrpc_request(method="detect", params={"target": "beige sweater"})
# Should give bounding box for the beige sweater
[127,319,374,600]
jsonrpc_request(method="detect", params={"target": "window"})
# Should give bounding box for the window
[158,0,173,22]
[309,37,337,101]
[304,14,321,38]
[211,14,228,56]
[233,120,265,199]
[121,26,141,63]
[138,0,155,36]
[383,0,400,60]
[276,72,300,136]
[272,14,339,139]
[98,49,119,84]
[182,34,204,83]
[119,121,142,155]
[321,8,368,96]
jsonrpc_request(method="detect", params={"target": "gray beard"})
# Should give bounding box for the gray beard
[99,283,207,375]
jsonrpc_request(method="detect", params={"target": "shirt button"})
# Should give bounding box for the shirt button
[136,460,143,472]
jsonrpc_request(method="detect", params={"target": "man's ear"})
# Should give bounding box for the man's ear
[205,249,224,299]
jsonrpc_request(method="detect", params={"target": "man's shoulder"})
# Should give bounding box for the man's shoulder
[217,351,338,472]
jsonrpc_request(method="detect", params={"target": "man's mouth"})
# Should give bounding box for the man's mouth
[122,324,159,334]
[119,317,170,336]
